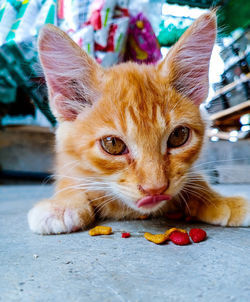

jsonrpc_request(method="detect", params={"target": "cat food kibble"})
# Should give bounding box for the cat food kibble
[144,228,186,244]
[122,232,131,238]
[144,232,168,244]
[189,228,207,243]
[88,226,112,236]
[169,231,191,245]
[144,227,207,246]
[88,226,207,245]
[165,227,187,238]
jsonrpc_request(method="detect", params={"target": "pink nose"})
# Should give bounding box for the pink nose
[138,184,168,195]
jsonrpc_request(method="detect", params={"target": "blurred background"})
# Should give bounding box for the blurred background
[0,0,249,184]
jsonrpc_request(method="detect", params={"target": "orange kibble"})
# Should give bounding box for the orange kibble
[88,226,112,236]
[144,232,168,244]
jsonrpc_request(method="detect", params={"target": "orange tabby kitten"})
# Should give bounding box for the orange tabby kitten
[28,12,250,234]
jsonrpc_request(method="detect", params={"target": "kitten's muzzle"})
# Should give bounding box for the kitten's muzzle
[136,195,172,209]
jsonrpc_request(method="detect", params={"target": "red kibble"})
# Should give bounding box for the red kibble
[122,232,131,238]
[189,228,207,243]
[169,231,191,245]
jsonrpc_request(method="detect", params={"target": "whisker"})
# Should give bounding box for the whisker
[51,182,111,198]
[178,191,191,215]
[94,196,118,216]
[89,192,116,203]
[193,157,250,169]
[182,187,211,204]
[183,183,215,200]
[181,186,218,209]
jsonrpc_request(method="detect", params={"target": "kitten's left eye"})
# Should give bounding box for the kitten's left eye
[100,136,128,155]
[167,126,190,148]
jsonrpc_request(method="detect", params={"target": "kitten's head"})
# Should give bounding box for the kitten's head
[39,12,216,213]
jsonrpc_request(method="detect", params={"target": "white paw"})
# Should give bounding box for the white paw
[28,202,82,235]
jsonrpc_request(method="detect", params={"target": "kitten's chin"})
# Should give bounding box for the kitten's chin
[116,191,172,214]
[122,195,172,214]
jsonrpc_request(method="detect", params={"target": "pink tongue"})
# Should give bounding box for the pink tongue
[136,195,171,208]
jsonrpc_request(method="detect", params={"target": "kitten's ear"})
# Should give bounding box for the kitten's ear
[38,24,103,121]
[158,11,216,105]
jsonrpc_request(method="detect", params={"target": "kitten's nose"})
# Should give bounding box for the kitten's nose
[138,184,168,196]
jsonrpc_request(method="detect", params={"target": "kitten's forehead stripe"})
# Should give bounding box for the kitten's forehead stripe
[124,106,136,139]
[151,103,157,121]
[128,105,138,125]
[156,105,166,130]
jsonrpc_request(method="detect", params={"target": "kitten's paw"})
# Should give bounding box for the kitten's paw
[196,197,250,227]
[28,200,82,235]
[226,197,250,227]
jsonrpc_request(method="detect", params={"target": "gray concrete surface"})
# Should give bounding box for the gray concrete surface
[0,184,250,302]
[0,126,54,174]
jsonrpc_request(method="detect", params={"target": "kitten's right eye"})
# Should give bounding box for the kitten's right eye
[100,137,128,155]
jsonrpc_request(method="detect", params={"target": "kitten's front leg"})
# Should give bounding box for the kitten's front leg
[28,182,95,235]
[183,177,250,227]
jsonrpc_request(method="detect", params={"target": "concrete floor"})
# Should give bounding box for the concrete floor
[0,184,250,302]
